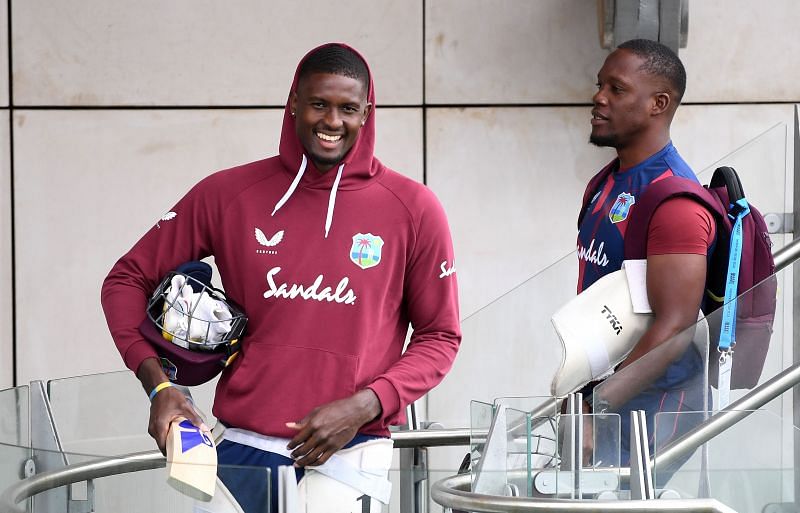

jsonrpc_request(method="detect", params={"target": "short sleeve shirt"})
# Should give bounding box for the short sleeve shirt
[577,142,701,293]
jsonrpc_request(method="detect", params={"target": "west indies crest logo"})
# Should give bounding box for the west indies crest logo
[350,233,384,270]
[609,192,635,223]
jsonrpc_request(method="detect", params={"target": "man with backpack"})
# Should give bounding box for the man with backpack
[576,39,714,475]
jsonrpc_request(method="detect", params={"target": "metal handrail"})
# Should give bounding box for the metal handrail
[0,428,472,513]
[657,360,800,469]
[773,236,800,272]
[1,446,740,513]
[392,427,470,448]
[430,473,738,512]
[0,451,163,513]
[654,235,800,467]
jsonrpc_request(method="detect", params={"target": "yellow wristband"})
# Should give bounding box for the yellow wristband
[149,381,173,402]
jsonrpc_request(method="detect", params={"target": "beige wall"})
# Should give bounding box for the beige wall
[12,1,423,106]
[425,0,800,104]
[1,3,799,506]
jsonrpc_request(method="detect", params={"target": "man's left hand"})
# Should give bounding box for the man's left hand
[286,388,382,467]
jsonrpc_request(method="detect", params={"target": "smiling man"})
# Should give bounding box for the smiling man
[575,39,714,479]
[102,43,461,512]
[291,61,372,173]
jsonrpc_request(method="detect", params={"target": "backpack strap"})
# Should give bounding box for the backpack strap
[623,176,724,260]
[709,166,744,205]
[578,161,617,228]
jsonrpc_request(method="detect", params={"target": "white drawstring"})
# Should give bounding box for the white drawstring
[272,154,344,238]
[272,154,307,217]
[325,163,345,238]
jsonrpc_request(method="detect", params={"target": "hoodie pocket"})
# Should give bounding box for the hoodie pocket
[222,343,359,424]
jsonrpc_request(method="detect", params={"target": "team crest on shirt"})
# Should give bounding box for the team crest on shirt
[350,233,384,269]
[609,192,635,223]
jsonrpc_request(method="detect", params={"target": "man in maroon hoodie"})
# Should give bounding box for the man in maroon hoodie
[102,43,461,512]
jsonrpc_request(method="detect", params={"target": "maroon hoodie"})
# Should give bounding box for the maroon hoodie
[101,43,461,437]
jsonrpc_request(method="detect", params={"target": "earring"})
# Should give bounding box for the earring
[360,120,365,126]
[291,111,296,117]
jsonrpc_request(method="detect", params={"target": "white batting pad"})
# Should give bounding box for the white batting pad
[550,267,654,397]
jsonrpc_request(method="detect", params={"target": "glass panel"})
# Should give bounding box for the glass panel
[435,237,581,506]
[457,250,579,405]
[0,384,29,447]
[584,411,622,473]
[592,263,788,494]
[0,445,273,513]
[654,409,795,512]
[469,401,534,497]
[467,396,622,499]
[648,271,791,508]
[469,400,498,493]
[706,273,782,412]
[425,450,470,513]
[535,411,621,499]
[693,121,790,410]
[0,385,30,512]
[493,396,556,497]
[47,370,219,457]
[0,441,31,513]
[695,122,787,216]
[504,406,532,496]
[590,313,711,471]
[46,371,151,456]
[469,400,493,463]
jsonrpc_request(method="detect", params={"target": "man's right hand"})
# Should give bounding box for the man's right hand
[137,358,207,455]
[148,385,207,455]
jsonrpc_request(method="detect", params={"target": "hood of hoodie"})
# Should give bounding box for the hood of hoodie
[277,42,380,191]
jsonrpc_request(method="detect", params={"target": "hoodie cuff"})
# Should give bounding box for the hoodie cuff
[124,339,159,375]
[366,378,401,426]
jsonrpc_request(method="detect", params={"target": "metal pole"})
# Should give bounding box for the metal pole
[774,235,800,272]
[392,428,471,448]
[430,473,739,512]
[791,104,800,511]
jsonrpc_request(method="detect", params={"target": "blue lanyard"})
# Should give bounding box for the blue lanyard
[718,198,750,352]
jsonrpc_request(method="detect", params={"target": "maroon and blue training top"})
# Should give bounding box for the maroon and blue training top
[577,142,700,292]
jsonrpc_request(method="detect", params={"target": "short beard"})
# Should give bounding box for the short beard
[309,152,344,171]
[589,133,617,148]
